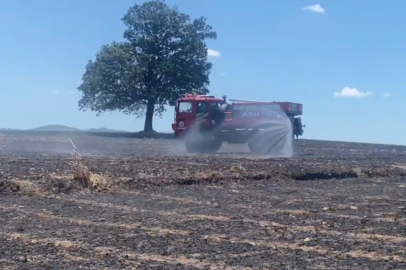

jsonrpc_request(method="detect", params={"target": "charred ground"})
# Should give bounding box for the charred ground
[1,131,406,269]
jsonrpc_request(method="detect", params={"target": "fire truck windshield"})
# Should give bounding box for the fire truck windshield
[178,102,192,113]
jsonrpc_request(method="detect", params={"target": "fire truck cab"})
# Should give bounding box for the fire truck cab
[172,94,227,138]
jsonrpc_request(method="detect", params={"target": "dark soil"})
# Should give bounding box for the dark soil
[1,131,406,269]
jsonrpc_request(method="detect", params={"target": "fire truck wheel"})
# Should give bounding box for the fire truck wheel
[248,130,288,155]
[248,141,264,154]
[184,136,200,153]
[191,138,222,154]
[184,132,221,154]
[248,132,267,154]
[208,138,222,153]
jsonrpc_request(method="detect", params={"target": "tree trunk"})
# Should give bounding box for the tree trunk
[143,99,155,132]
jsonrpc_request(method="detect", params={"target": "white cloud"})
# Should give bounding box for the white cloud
[382,93,390,98]
[207,49,220,57]
[333,87,372,98]
[303,4,325,13]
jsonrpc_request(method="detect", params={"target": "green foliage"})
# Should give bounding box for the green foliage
[78,0,217,131]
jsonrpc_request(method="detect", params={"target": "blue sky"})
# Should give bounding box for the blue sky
[1,0,405,145]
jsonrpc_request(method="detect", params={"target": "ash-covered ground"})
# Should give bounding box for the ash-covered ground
[1,131,406,269]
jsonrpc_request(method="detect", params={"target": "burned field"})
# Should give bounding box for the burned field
[1,132,406,269]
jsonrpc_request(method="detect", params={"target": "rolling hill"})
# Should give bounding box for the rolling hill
[27,125,80,132]
[22,125,128,133]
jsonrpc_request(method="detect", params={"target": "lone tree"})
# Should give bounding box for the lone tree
[77,0,217,134]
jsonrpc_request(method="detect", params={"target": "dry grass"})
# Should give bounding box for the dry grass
[69,139,107,191]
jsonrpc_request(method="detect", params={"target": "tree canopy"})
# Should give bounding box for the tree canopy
[78,0,217,133]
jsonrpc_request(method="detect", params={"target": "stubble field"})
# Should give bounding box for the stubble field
[1,131,406,269]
